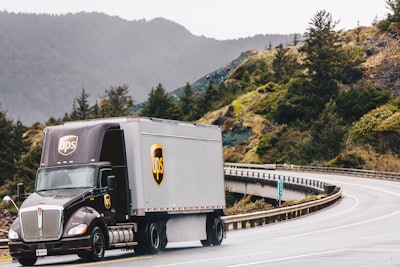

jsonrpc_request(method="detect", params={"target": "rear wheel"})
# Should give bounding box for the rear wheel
[17,255,37,266]
[201,215,224,246]
[147,222,161,254]
[135,222,162,255]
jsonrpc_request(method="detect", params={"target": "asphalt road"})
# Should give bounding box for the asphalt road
[1,172,399,266]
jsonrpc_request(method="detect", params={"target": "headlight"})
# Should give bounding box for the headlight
[67,224,87,236]
[8,229,19,240]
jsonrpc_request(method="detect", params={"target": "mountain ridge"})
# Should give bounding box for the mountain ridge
[0,11,295,124]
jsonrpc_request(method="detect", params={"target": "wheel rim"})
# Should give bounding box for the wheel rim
[150,224,160,249]
[215,219,223,242]
[93,231,105,257]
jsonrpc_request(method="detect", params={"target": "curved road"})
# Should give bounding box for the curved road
[1,172,399,266]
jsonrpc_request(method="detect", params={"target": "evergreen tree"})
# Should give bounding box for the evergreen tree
[386,0,400,22]
[0,105,14,185]
[6,144,42,195]
[99,85,134,117]
[140,83,182,120]
[69,99,79,121]
[91,101,100,118]
[306,100,347,161]
[276,10,346,125]
[75,88,92,120]
[378,0,400,31]
[198,80,220,115]
[300,10,344,91]
[292,33,301,46]
[11,120,31,163]
[0,106,31,186]
[272,44,300,83]
[178,83,197,121]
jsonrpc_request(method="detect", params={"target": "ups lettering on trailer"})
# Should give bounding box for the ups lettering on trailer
[58,135,78,156]
[151,144,164,186]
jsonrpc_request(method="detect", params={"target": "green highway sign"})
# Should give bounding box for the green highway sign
[278,179,283,198]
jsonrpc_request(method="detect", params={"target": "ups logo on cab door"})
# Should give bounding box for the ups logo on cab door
[58,135,78,156]
[151,144,164,186]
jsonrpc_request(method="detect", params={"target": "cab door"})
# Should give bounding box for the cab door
[98,168,116,224]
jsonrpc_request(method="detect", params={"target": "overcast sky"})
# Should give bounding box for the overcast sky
[1,0,389,40]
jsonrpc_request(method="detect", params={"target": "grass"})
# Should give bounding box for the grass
[0,250,11,263]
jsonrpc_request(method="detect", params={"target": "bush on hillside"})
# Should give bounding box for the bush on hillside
[350,104,398,146]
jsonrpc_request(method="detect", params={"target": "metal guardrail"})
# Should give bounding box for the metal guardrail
[224,162,400,181]
[224,167,333,193]
[222,188,341,230]
[0,239,7,250]
[222,165,341,230]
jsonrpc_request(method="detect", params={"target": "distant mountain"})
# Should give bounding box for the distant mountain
[0,11,295,124]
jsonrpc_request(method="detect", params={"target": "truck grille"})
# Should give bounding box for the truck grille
[20,205,63,242]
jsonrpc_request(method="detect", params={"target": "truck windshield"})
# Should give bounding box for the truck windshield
[36,166,96,192]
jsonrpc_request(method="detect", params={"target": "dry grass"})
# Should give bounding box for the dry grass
[340,144,400,172]
[0,250,11,263]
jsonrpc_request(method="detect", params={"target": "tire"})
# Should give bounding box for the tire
[77,251,90,259]
[87,227,106,261]
[201,215,224,247]
[147,222,161,254]
[135,222,161,255]
[17,255,37,266]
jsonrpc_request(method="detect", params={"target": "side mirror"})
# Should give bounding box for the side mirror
[17,183,25,202]
[3,196,19,212]
[107,175,116,192]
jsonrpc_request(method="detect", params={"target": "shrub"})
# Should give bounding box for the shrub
[225,195,273,215]
[329,153,365,169]
[350,104,397,146]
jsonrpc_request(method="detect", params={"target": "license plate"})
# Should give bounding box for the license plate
[36,248,47,256]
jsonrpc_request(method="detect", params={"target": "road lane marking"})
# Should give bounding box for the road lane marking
[274,181,400,240]
[155,251,273,267]
[67,255,151,266]
[228,192,359,240]
[227,248,400,266]
[274,207,400,239]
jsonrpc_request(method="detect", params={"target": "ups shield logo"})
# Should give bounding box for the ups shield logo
[151,144,164,186]
[58,135,78,156]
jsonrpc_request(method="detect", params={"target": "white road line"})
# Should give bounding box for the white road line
[155,251,272,267]
[227,248,400,267]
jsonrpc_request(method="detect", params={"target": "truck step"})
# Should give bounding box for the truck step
[109,242,138,249]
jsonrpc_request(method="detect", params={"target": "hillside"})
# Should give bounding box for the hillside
[198,26,400,171]
[0,11,294,124]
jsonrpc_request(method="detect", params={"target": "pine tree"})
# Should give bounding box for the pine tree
[140,83,182,120]
[6,144,41,195]
[386,0,400,22]
[306,100,347,161]
[11,120,31,163]
[99,85,134,117]
[272,44,300,83]
[75,88,92,120]
[292,33,301,46]
[198,80,220,115]
[276,10,346,124]
[300,10,344,90]
[0,105,14,185]
[178,82,197,121]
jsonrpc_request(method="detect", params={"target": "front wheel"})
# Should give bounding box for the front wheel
[87,227,106,261]
[201,215,224,247]
[17,255,37,266]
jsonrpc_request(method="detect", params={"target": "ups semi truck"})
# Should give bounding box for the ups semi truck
[6,117,226,266]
